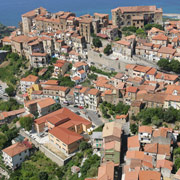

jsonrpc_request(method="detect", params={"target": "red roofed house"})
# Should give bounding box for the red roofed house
[2,140,32,169]
[85,89,100,111]
[138,126,153,144]
[157,46,176,59]
[34,107,92,154]
[124,86,138,105]
[20,74,39,93]
[113,39,133,57]
[52,59,69,78]
[24,97,56,117]
[97,161,115,180]
[156,159,173,178]
[132,65,152,78]
[42,86,70,103]
[152,34,168,46]
[128,135,140,151]
[30,52,48,68]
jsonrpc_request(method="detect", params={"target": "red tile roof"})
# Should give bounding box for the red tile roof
[49,126,83,145]
[2,141,31,157]
[139,126,152,134]
[21,74,38,82]
[139,170,161,180]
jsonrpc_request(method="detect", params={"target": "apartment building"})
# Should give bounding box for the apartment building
[138,126,153,144]
[2,141,32,169]
[85,89,100,111]
[20,74,39,94]
[111,5,163,29]
[42,86,70,103]
[24,97,56,117]
[52,60,69,78]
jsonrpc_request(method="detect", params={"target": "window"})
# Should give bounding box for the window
[19,153,21,156]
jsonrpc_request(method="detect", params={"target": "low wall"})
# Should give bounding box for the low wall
[87,49,159,73]
[20,129,72,166]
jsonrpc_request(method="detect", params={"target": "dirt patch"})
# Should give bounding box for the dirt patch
[44,142,68,160]
[0,61,9,68]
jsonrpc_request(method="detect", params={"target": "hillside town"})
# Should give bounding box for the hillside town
[1,4,180,180]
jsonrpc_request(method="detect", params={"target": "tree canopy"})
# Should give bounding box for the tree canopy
[93,37,102,48]
[157,58,180,73]
[20,116,34,131]
[104,44,112,56]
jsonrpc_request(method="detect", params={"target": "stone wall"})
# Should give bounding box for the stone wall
[20,129,72,166]
[87,49,159,73]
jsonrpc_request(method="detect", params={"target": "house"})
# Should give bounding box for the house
[104,140,121,165]
[116,114,128,124]
[148,27,165,38]
[91,132,103,150]
[101,89,119,105]
[138,126,152,144]
[20,75,39,93]
[140,93,167,108]
[152,127,174,145]
[71,166,80,174]
[155,72,179,85]
[125,151,153,169]
[124,86,138,105]
[164,95,180,110]
[113,39,132,57]
[24,98,56,117]
[139,170,161,180]
[85,89,100,111]
[30,52,48,68]
[27,84,41,100]
[2,140,32,169]
[132,65,152,78]
[74,86,89,107]
[52,59,69,78]
[157,47,176,59]
[156,159,173,178]
[103,122,122,143]
[129,100,144,116]
[152,34,168,46]
[42,86,70,103]
[97,161,115,180]
[0,108,25,125]
[127,135,140,151]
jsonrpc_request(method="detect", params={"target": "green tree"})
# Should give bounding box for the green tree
[157,58,171,71]
[0,133,8,149]
[79,141,90,151]
[152,116,163,127]
[5,85,15,96]
[104,44,112,56]
[0,124,8,132]
[39,172,48,180]
[136,28,146,37]
[144,24,163,30]
[130,124,138,134]
[169,59,180,73]
[20,116,34,131]
[122,26,137,33]
[93,37,102,48]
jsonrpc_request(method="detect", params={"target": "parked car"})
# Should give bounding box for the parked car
[74,105,78,108]
[79,106,84,109]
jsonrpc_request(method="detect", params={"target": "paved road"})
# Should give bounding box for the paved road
[63,105,104,127]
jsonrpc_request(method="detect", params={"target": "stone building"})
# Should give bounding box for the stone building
[111,5,163,29]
